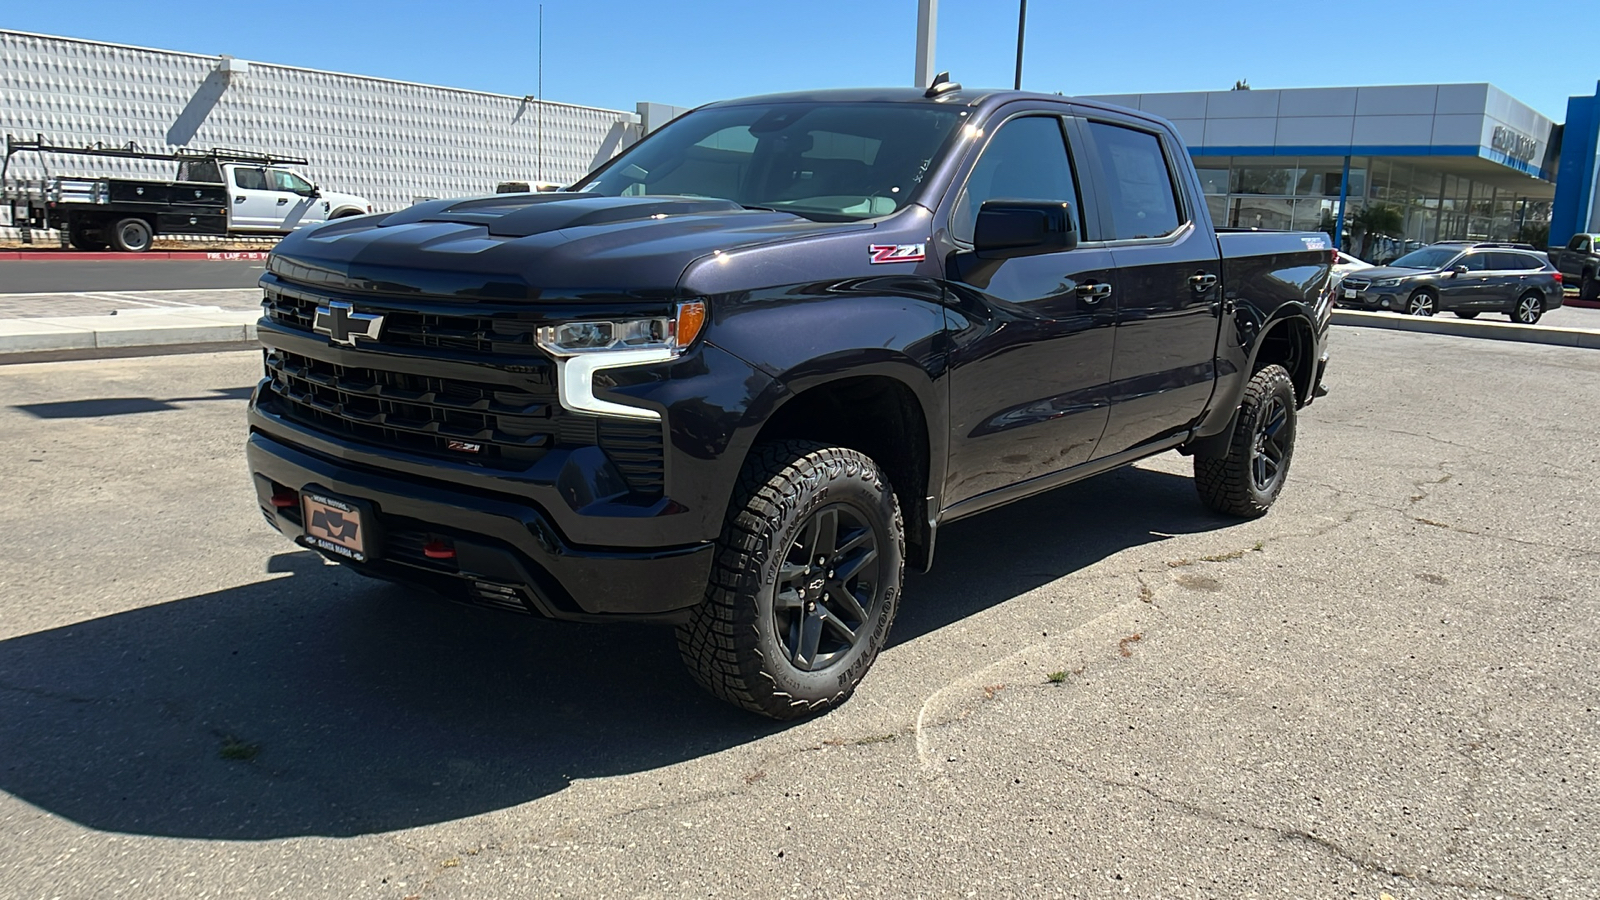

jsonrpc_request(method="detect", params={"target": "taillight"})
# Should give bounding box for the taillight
[1554,272,1563,284]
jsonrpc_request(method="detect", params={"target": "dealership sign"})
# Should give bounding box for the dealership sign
[1491,125,1539,162]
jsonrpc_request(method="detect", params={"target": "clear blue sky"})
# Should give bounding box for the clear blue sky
[7,1,1596,120]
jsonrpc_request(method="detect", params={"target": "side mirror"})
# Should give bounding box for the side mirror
[308,185,322,199]
[1450,265,1469,275]
[973,199,1078,258]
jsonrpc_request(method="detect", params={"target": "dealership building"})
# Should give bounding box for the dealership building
[1084,82,1600,259]
[3,27,1600,259]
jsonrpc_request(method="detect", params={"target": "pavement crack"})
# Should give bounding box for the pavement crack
[1061,765,1535,899]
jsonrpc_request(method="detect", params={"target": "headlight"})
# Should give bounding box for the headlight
[1374,278,1402,288]
[536,301,707,420]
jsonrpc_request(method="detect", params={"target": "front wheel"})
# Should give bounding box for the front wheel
[1511,292,1543,325]
[1194,364,1297,518]
[676,441,904,720]
[109,217,153,253]
[1406,290,1436,316]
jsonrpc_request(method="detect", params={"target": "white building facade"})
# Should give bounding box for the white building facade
[0,29,658,216]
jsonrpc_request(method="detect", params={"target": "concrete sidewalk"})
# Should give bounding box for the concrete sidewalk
[0,288,260,356]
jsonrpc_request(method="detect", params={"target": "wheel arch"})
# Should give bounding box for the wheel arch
[1247,312,1317,406]
[743,365,939,571]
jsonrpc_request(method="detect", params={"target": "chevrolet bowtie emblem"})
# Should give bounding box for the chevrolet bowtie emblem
[312,301,385,346]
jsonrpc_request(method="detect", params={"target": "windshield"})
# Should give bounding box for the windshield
[572,102,966,221]
[1391,247,1462,269]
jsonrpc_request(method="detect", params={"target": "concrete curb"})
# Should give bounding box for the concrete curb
[1332,309,1600,349]
[0,309,259,354]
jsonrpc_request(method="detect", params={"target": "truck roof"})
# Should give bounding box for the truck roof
[703,87,1157,126]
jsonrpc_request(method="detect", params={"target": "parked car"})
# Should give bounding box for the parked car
[248,82,1333,719]
[1549,233,1600,300]
[3,135,373,252]
[1330,251,1372,287]
[1339,241,1562,323]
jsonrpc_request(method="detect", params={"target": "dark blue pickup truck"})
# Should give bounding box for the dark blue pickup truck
[247,81,1333,718]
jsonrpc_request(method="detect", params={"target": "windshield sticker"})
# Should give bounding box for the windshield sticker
[1301,236,1328,250]
[869,243,926,264]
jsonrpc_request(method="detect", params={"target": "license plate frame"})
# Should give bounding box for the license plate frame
[299,488,379,563]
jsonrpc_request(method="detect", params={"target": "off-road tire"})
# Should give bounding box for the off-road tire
[109,217,153,253]
[676,441,904,720]
[1194,364,1297,518]
[1406,289,1436,316]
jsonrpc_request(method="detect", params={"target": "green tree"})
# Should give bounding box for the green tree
[1352,203,1404,259]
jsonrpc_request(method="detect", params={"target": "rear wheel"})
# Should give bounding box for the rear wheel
[1511,291,1544,325]
[676,441,904,719]
[1406,289,1436,316]
[1194,365,1297,518]
[109,217,154,253]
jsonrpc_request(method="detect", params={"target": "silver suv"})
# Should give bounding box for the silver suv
[1338,242,1564,324]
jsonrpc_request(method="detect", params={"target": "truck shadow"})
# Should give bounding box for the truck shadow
[0,465,1229,841]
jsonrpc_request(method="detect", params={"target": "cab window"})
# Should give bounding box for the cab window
[233,167,268,191]
[269,170,314,194]
[951,116,1080,244]
[1082,121,1184,240]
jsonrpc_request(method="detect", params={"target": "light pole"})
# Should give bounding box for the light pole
[915,0,937,87]
[1014,0,1027,90]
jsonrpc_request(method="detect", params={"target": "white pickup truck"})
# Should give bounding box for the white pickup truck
[2,136,373,252]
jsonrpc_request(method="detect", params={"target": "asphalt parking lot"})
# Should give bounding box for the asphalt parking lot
[0,327,1596,899]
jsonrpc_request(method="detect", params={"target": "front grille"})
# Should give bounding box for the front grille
[264,349,555,469]
[263,285,541,354]
[261,282,668,496]
[1342,278,1371,291]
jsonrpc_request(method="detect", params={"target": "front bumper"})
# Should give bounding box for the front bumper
[248,430,714,622]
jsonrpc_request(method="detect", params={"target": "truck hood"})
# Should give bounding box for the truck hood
[267,193,879,300]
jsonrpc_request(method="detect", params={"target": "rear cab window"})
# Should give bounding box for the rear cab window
[1081,121,1185,241]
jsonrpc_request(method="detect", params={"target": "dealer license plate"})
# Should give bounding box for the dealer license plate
[301,490,371,562]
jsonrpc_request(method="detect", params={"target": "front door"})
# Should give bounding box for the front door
[941,111,1118,507]
[1442,250,1493,310]
[1076,116,1222,457]
[267,169,327,231]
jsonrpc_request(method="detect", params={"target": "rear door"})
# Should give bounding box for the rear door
[939,109,1119,506]
[1074,113,1222,458]
[228,166,278,230]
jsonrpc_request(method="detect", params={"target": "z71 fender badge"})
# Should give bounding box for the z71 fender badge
[868,243,926,264]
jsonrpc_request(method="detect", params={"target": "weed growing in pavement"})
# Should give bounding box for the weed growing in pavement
[1046,670,1069,684]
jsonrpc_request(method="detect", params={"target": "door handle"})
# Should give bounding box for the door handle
[277,198,289,205]
[1189,273,1219,291]
[1075,282,1113,303]
[234,196,246,203]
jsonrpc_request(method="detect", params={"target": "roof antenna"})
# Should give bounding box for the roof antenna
[924,71,961,98]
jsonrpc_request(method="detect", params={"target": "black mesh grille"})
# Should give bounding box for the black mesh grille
[264,349,554,469]
[262,285,541,354]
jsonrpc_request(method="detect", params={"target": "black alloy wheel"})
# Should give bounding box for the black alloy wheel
[1407,290,1436,316]
[1250,392,1291,496]
[676,441,904,719]
[1513,292,1544,325]
[1193,364,1297,518]
[773,504,884,672]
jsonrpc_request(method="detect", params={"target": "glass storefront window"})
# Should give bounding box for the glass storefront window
[1205,194,1227,227]
[1195,168,1229,195]
[1231,166,1294,195]
[1229,196,1294,230]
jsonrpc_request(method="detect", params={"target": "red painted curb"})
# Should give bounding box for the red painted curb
[0,250,272,262]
